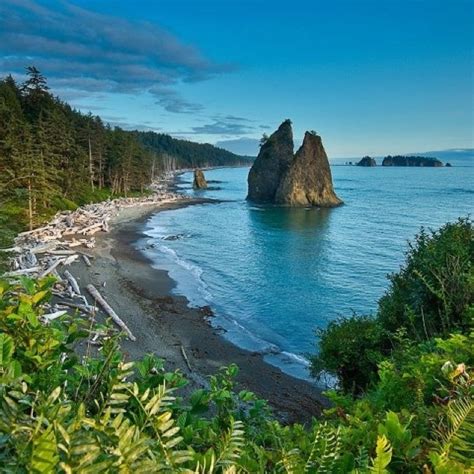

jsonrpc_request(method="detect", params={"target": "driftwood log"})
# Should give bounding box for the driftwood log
[86,284,136,341]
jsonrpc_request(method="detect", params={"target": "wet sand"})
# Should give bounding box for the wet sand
[69,198,329,423]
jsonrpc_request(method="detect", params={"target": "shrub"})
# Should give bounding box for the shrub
[310,315,388,394]
[312,217,473,395]
[378,217,473,339]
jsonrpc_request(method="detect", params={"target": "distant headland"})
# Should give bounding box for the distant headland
[354,155,445,167]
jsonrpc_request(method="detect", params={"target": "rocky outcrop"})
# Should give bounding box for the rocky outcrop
[274,132,343,207]
[193,169,208,189]
[382,155,443,167]
[357,156,376,167]
[247,119,294,202]
[247,121,343,207]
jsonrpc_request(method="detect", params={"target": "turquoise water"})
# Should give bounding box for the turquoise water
[141,163,474,381]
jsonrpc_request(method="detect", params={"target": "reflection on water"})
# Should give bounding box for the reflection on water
[248,205,334,233]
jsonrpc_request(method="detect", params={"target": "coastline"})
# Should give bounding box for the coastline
[68,197,328,423]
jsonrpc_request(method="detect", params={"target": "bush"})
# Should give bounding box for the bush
[310,315,388,393]
[311,218,474,396]
[378,217,473,339]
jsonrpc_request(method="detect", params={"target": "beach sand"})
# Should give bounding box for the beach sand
[69,199,328,423]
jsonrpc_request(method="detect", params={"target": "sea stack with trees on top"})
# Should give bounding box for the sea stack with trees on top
[357,156,377,167]
[247,120,343,207]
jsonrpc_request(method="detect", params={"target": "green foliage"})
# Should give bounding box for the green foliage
[0,267,473,472]
[310,315,387,393]
[312,217,473,395]
[379,217,473,338]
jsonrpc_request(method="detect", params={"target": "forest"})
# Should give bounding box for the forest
[0,67,249,238]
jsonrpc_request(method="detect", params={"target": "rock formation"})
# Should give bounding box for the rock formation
[247,121,343,207]
[247,119,294,202]
[275,132,343,207]
[382,155,443,167]
[193,169,208,189]
[357,156,376,167]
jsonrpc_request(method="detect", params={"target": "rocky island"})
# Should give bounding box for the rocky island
[382,155,443,167]
[247,120,343,207]
[193,169,208,189]
[357,156,377,166]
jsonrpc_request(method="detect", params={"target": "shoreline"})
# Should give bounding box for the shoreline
[69,196,329,423]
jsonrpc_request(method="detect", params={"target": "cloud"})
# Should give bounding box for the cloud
[0,0,229,112]
[149,86,204,114]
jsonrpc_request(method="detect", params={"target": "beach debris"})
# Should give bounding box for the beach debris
[0,174,183,345]
[86,284,136,342]
[180,345,193,371]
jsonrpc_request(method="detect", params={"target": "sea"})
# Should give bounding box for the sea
[139,160,473,381]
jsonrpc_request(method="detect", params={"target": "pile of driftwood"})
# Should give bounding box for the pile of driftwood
[1,184,183,343]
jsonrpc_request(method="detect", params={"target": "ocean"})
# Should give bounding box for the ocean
[140,162,473,381]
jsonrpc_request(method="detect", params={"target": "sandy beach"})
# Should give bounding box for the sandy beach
[67,197,328,423]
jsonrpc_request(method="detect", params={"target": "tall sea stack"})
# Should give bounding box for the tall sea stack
[247,119,294,202]
[247,121,343,207]
[275,132,343,207]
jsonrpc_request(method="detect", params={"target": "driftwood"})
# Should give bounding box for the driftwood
[40,258,65,278]
[180,345,192,371]
[1,174,182,346]
[64,270,81,295]
[86,284,136,341]
[42,310,68,322]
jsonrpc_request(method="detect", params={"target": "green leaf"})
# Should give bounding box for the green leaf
[370,435,392,473]
[0,333,14,367]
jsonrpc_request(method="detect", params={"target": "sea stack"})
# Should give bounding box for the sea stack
[357,156,377,167]
[247,121,343,207]
[275,131,343,207]
[193,169,208,189]
[247,119,294,202]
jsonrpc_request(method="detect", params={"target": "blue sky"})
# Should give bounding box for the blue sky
[1,0,473,156]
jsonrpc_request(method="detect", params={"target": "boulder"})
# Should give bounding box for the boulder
[275,131,343,207]
[247,119,294,202]
[193,169,208,189]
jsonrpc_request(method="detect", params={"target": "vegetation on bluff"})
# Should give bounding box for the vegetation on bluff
[0,218,472,472]
[0,68,247,240]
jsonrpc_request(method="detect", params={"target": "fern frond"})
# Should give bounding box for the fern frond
[436,396,473,465]
[370,435,392,474]
[215,418,245,468]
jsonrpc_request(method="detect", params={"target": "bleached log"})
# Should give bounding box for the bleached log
[80,223,103,235]
[18,225,52,236]
[63,255,79,266]
[86,284,136,341]
[40,258,65,278]
[5,266,41,277]
[57,301,98,315]
[64,270,81,295]
[82,255,92,267]
[42,310,67,322]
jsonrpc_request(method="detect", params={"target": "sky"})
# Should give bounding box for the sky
[1,0,473,157]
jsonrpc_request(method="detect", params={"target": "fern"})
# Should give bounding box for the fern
[215,418,245,469]
[370,435,392,474]
[435,396,474,465]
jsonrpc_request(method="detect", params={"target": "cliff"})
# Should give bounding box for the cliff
[275,132,343,207]
[247,120,294,202]
[193,169,208,189]
[382,155,443,167]
[357,156,377,167]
